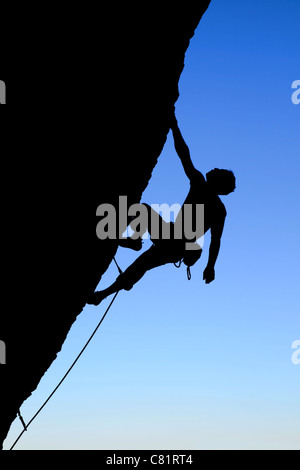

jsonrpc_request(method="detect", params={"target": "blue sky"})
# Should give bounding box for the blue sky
[5,0,300,450]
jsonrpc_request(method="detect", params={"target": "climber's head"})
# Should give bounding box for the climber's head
[206,168,236,195]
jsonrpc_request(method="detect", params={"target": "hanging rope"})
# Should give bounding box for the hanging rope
[9,290,119,450]
[17,410,27,432]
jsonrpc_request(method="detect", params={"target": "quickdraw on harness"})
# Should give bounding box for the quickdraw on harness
[174,248,202,280]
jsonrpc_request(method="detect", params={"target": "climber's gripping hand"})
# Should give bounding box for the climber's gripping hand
[203,265,215,284]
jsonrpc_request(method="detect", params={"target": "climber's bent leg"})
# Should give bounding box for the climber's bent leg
[117,205,149,252]
[118,203,173,252]
[118,237,143,251]
[141,204,173,242]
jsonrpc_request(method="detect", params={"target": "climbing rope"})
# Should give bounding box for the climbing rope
[113,256,123,275]
[9,290,119,450]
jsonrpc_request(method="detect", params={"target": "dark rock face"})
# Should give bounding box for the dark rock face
[0,3,211,449]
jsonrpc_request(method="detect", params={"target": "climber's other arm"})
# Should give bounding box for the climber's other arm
[203,209,226,284]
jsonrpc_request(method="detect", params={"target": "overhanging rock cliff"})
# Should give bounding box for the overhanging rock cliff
[0,2,211,449]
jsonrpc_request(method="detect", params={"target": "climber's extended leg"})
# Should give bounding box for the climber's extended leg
[87,244,183,306]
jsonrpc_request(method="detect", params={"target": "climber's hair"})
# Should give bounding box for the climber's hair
[206,168,236,195]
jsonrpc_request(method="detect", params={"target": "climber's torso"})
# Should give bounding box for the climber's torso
[175,170,226,242]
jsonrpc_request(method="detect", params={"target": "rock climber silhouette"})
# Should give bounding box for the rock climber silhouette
[87,111,236,306]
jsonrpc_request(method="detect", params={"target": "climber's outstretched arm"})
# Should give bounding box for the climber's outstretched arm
[170,114,198,181]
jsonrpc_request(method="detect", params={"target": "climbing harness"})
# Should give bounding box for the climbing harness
[174,259,192,280]
[174,247,202,281]
[174,260,191,280]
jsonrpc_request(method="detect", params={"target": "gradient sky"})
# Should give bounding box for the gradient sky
[5,0,300,450]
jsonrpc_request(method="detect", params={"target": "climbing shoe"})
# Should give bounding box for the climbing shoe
[86,291,106,306]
